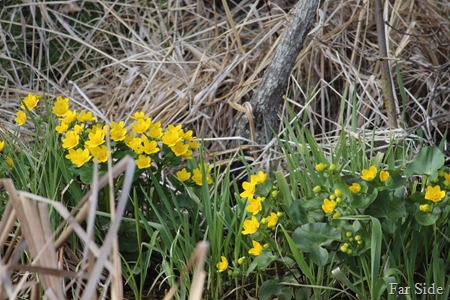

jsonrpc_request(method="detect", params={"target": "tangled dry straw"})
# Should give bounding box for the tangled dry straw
[0,0,448,151]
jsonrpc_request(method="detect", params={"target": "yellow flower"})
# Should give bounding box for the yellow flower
[379,170,390,182]
[161,124,182,146]
[52,96,69,116]
[170,141,189,156]
[419,204,432,213]
[0,141,4,152]
[132,118,151,134]
[142,139,159,155]
[315,163,327,172]
[73,124,84,134]
[180,129,193,140]
[176,168,191,181]
[77,110,96,122]
[148,121,163,139]
[130,111,146,120]
[248,240,262,256]
[242,216,260,235]
[424,185,446,203]
[60,110,77,124]
[182,149,193,159]
[361,166,377,181]
[5,156,14,170]
[216,256,228,273]
[66,148,91,167]
[55,122,69,134]
[240,181,256,199]
[250,171,267,185]
[188,139,200,150]
[87,124,105,134]
[84,130,105,149]
[128,137,143,154]
[15,111,27,126]
[265,212,278,228]
[444,172,450,184]
[20,94,40,110]
[62,131,80,149]
[246,197,263,215]
[136,155,151,169]
[110,121,127,141]
[349,183,361,193]
[90,146,108,163]
[192,167,213,186]
[322,198,336,214]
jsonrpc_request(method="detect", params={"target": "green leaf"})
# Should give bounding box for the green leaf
[405,146,445,180]
[415,207,440,226]
[254,251,277,270]
[259,278,294,300]
[352,188,379,209]
[292,223,341,266]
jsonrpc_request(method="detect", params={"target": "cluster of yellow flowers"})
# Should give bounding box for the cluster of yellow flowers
[216,171,281,273]
[315,164,390,218]
[50,97,201,171]
[15,94,41,126]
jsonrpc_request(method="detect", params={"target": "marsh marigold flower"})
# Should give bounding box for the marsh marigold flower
[15,111,27,126]
[240,181,256,199]
[52,96,69,116]
[110,121,127,141]
[142,139,159,155]
[250,171,267,185]
[248,240,262,256]
[132,118,151,134]
[425,185,446,203]
[216,256,228,273]
[170,141,189,156]
[361,166,377,181]
[246,197,263,215]
[66,148,91,167]
[60,110,77,124]
[85,130,105,149]
[90,146,108,163]
[162,124,182,147]
[242,216,260,235]
[136,155,151,169]
[349,183,361,193]
[20,94,40,110]
[322,198,336,214]
[77,110,96,122]
[55,122,69,134]
[265,212,279,228]
[0,141,4,152]
[62,131,80,149]
[130,111,146,120]
[148,121,163,139]
[192,167,213,186]
[176,168,191,181]
[379,170,390,182]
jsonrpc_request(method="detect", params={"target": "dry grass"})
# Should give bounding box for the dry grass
[0,0,447,150]
[0,0,449,298]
